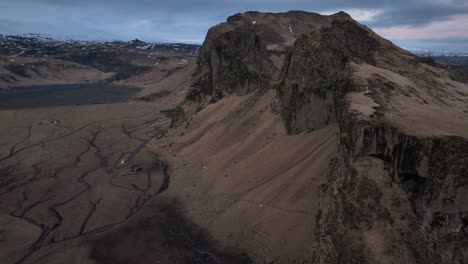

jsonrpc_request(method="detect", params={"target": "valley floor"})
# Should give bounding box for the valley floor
[0,89,338,264]
[0,101,171,263]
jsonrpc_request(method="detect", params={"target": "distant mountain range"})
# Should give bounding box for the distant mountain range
[407,48,468,65]
[0,33,200,57]
[0,33,201,88]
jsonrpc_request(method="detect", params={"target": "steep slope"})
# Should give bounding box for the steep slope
[153,90,337,262]
[153,11,353,263]
[167,10,468,264]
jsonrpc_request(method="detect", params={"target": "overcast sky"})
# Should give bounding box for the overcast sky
[1,0,467,52]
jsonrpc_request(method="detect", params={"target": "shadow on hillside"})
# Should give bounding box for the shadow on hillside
[90,198,252,264]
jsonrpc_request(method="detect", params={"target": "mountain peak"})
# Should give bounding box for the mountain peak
[331,11,352,18]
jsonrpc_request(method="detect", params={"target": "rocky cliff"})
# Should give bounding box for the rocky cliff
[315,113,468,263]
[277,17,380,134]
[293,19,468,263]
[285,18,468,264]
[173,11,345,124]
[175,11,468,263]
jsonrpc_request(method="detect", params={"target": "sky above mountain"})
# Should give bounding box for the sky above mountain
[1,0,467,52]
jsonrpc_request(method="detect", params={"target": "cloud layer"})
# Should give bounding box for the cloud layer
[1,0,467,51]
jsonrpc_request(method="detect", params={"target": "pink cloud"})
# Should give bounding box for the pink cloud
[374,14,468,39]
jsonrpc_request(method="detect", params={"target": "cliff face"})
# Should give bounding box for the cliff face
[316,114,468,263]
[174,10,468,263]
[280,15,468,263]
[277,18,381,134]
[189,24,274,100]
[174,17,275,125]
[174,11,343,124]
[289,18,468,264]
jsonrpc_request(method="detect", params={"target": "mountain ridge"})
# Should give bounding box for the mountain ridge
[165,10,468,263]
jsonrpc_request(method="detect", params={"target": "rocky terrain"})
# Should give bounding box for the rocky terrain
[166,10,467,263]
[0,10,467,264]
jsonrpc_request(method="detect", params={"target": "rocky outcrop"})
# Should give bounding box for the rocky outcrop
[277,18,382,134]
[276,16,421,135]
[174,11,345,125]
[315,112,468,263]
[188,24,274,100]
[175,19,276,125]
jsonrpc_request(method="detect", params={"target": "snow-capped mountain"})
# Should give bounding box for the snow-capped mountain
[407,48,468,66]
[408,48,468,58]
[0,34,200,57]
[0,33,201,88]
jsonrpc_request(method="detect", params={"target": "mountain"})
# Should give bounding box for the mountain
[173,11,346,121]
[0,11,467,264]
[409,48,468,61]
[162,10,468,263]
[408,49,468,83]
[0,34,200,56]
[0,34,200,93]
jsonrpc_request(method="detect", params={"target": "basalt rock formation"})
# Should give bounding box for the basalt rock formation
[174,11,468,263]
[315,116,468,263]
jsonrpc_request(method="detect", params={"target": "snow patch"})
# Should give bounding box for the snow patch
[136,44,152,50]
[178,59,188,64]
[13,51,25,57]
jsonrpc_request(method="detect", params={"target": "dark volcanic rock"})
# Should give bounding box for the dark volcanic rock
[315,113,468,263]
[277,18,408,134]
[189,25,274,100]
[175,11,350,124]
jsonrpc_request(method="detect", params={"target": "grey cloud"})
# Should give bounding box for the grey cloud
[368,3,468,27]
[0,0,467,51]
[7,0,467,23]
[395,37,468,52]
